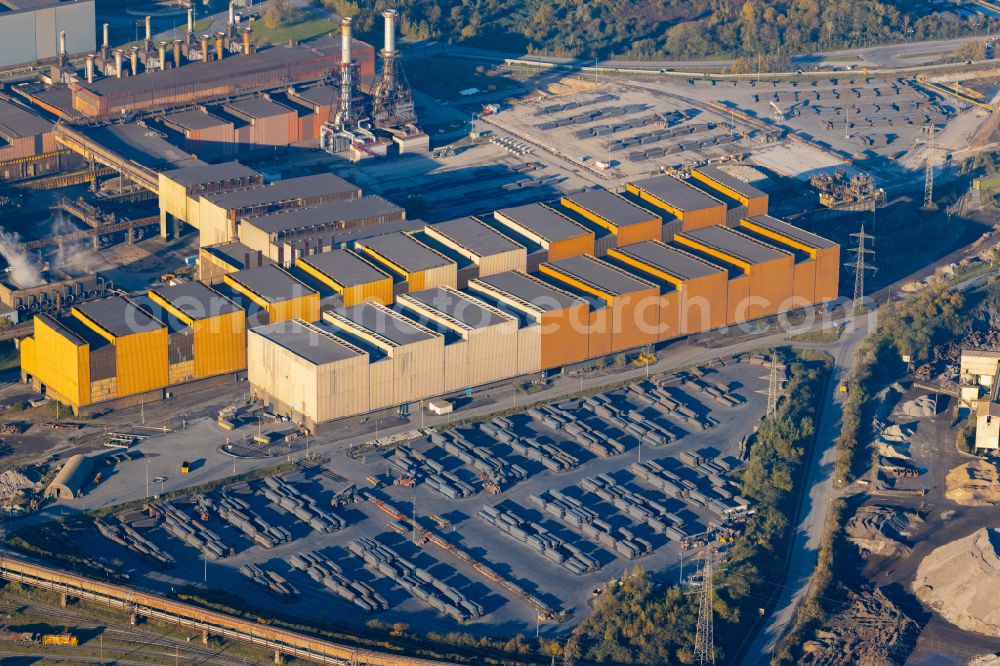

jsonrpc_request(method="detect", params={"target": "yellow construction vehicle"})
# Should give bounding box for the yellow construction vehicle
[632,353,657,367]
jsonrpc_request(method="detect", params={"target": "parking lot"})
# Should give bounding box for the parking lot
[63,357,773,637]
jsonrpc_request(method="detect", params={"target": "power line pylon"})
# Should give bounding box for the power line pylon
[767,355,780,418]
[694,549,716,666]
[845,225,876,312]
[924,126,936,209]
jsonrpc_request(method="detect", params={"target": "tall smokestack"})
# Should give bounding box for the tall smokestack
[173,39,182,69]
[158,41,167,70]
[187,9,193,32]
[114,49,123,78]
[130,48,138,76]
[200,34,209,62]
[228,2,235,26]
[59,31,66,56]
[215,32,224,61]
[243,27,251,56]
[383,9,397,54]
[341,17,352,66]
[144,16,151,43]
[85,54,94,83]
[103,23,109,49]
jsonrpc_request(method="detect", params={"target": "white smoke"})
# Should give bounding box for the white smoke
[51,211,103,276]
[0,230,43,289]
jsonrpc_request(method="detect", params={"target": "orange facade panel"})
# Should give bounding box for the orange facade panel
[727,275,751,325]
[748,258,795,320]
[614,219,663,247]
[539,304,590,369]
[657,291,680,342]
[611,289,660,352]
[680,272,729,335]
[587,308,614,359]
[814,246,841,303]
[792,258,817,305]
[547,234,596,261]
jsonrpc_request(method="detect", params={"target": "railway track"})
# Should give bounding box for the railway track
[0,596,265,665]
[0,554,459,665]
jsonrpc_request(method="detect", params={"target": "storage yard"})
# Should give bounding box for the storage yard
[53,356,770,635]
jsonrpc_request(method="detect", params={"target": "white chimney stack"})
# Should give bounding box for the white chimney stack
[187,9,194,33]
[145,16,151,43]
[383,10,397,54]
[228,2,235,26]
[59,30,66,56]
[102,23,109,49]
[85,54,94,82]
[341,17,352,66]
[114,49,123,78]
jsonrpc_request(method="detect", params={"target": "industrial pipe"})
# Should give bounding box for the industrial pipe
[173,39,182,69]
[158,41,167,70]
[130,48,138,77]
[103,23,109,49]
[200,34,209,62]
[228,2,234,26]
[243,27,251,56]
[85,54,94,83]
[215,32,224,61]
[383,9,396,54]
[145,16,151,43]
[59,30,66,56]
[187,9,193,33]
[114,49,123,78]
[341,17,352,65]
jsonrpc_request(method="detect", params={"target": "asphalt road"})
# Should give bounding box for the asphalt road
[412,34,991,71]
[737,313,870,665]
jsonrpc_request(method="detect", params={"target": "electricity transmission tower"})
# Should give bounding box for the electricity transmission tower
[767,355,780,418]
[924,127,936,209]
[845,226,876,312]
[694,549,716,665]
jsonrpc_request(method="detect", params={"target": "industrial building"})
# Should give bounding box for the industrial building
[222,265,319,324]
[397,286,519,393]
[198,241,273,283]
[248,319,370,424]
[559,189,662,247]
[189,173,362,246]
[674,225,794,323]
[607,240,729,337]
[158,161,265,238]
[322,302,444,413]
[71,35,373,118]
[0,97,80,181]
[493,203,595,261]
[354,232,457,292]
[625,174,726,233]
[0,0,95,69]
[160,109,237,162]
[422,217,528,280]
[239,195,405,263]
[20,284,245,413]
[467,270,588,372]
[737,214,840,305]
[297,248,394,307]
[538,254,660,355]
[690,165,769,218]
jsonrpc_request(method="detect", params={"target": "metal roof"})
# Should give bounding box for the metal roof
[471,270,586,313]
[544,255,656,296]
[693,166,767,200]
[289,85,338,107]
[252,319,365,365]
[0,98,50,140]
[426,217,523,257]
[35,313,87,347]
[204,173,359,210]
[74,296,164,338]
[680,226,790,264]
[149,281,243,319]
[226,97,294,120]
[400,287,512,330]
[244,196,401,235]
[227,265,316,303]
[629,175,724,213]
[163,109,232,132]
[328,302,438,347]
[743,215,837,249]
[613,241,726,281]
[563,189,659,228]
[356,232,452,274]
[299,249,390,287]
[495,203,591,243]
[161,161,260,188]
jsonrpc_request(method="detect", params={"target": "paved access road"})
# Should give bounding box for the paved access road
[737,313,871,665]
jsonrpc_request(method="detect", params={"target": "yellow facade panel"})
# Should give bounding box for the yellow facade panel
[115,328,169,397]
[31,317,91,409]
[193,310,247,378]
